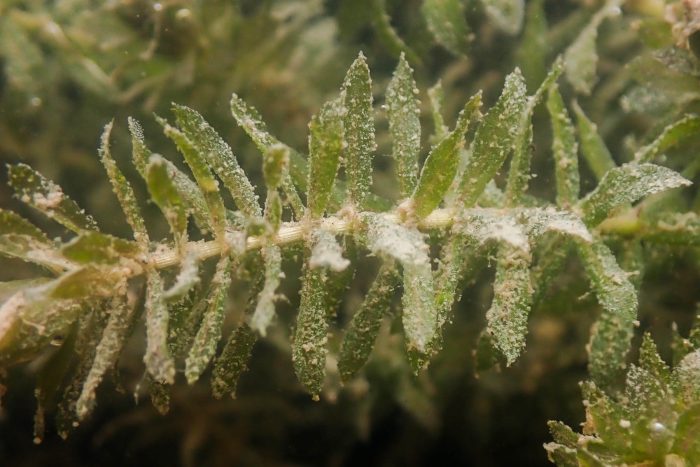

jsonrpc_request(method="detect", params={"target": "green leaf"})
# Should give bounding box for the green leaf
[293,263,331,399]
[158,117,227,240]
[148,378,171,415]
[231,93,390,213]
[212,262,264,399]
[98,121,148,245]
[386,54,421,197]
[263,144,289,193]
[547,84,580,207]
[249,245,282,336]
[144,271,175,385]
[185,256,231,384]
[579,163,691,226]
[430,232,484,357]
[458,69,528,207]
[673,404,700,459]
[571,101,616,181]
[0,278,51,305]
[307,97,345,218]
[75,296,136,420]
[211,323,257,399]
[563,0,623,95]
[46,267,124,301]
[0,233,66,272]
[421,0,470,55]
[172,104,261,218]
[515,0,547,89]
[146,154,188,250]
[8,164,98,233]
[369,0,421,65]
[413,92,482,218]
[55,308,107,438]
[520,208,592,243]
[61,232,141,265]
[577,241,638,389]
[0,209,49,241]
[486,250,532,367]
[342,52,376,210]
[229,93,305,218]
[548,420,579,447]
[363,214,436,362]
[129,118,212,232]
[427,80,448,142]
[33,325,77,444]
[481,0,525,35]
[505,60,563,206]
[338,262,399,381]
[634,114,700,164]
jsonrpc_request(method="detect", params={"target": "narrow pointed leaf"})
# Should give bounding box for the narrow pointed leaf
[563,0,622,94]
[481,0,525,35]
[0,209,49,240]
[458,69,528,206]
[342,53,376,210]
[307,97,346,219]
[61,232,141,265]
[230,94,305,217]
[486,244,532,365]
[428,81,448,142]
[185,256,231,384]
[159,118,227,240]
[413,92,482,218]
[0,278,51,305]
[146,154,188,249]
[387,54,421,197]
[231,94,390,213]
[364,214,436,360]
[144,271,175,384]
[76,297,136,420]
[250,245,282,336]
[211,323,257,399]
[579,163,691,226]
[422,0,470,55]
[369,0,421,65]
[547,84,580,207]
[212,262,264,399]
[521,208,592,243]
[129,118,212,232]
[338,262,399,381]
[634,114,700,163]
[55,308,107,437]
[148,378,171,415]
[577,241,638,389]
[293,263,331,399]
[98,121,148,245]
[572,101,615,181]
[505,59,563,205]
[515,0,547,88]
[172,104,261,218]
[8,164,98,233]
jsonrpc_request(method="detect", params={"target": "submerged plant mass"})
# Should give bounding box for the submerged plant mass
[2,0,700,464]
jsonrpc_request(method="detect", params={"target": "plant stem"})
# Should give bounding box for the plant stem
[149,208,455,270]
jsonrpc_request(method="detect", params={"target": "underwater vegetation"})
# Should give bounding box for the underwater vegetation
[1,0,700,465]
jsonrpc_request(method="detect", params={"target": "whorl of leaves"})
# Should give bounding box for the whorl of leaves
[0,50,694,442]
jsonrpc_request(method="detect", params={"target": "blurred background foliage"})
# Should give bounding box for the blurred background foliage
[1,0,699,465]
